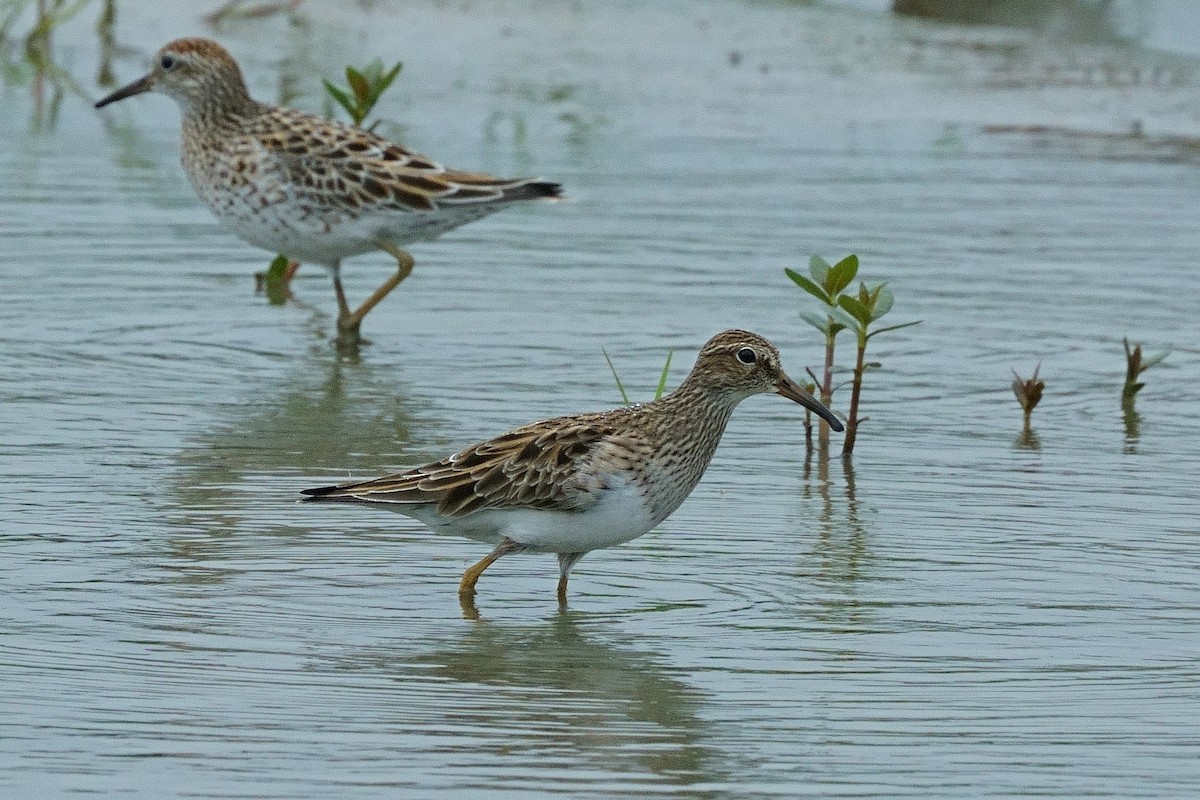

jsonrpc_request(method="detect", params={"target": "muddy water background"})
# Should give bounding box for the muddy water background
[3,1,1200,797]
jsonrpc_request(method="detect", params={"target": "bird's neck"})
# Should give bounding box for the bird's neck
[179,80,259,129]
[622,380,743,523]
[646,378,742,455]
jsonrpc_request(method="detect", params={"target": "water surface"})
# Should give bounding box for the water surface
[2,1,1199,797]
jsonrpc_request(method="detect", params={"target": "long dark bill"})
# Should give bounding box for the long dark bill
[94,74,154,109]
[776,373,844,432]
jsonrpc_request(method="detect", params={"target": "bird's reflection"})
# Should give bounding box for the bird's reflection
[333,613,732,798]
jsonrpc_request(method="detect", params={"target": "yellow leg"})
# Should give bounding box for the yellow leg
[458,538,523,600]
[350,243,414,322]
[331,260,351,319]
[333,245,415,348]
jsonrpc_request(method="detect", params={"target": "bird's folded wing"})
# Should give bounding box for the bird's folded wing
[303,418,615,517]
[251,108,560,214]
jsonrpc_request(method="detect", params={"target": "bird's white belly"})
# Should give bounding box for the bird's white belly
[403,479,657,554]
[189,166,504,265]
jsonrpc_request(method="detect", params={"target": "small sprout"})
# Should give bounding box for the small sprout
[1012,364,1044,437]
[653,350,674,401]
[323,58,403,129]
[1122,337,1168,407]
[602,346,631,406]
[602,347,674,406]
[254,254,295,305]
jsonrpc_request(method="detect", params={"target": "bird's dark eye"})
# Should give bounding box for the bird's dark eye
[735,347,757,365]
[161,55,177,70]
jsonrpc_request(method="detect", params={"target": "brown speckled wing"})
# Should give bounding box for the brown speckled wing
[251,107,561,215]
[302,416,619,517]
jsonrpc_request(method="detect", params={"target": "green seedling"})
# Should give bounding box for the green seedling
[788,254,919,456]
[786,254,859,451]
[253,254,293,305]
[1122,338,1168,410]
[603,347,674,406]
[833,280,921,456]
[323,58,403,129]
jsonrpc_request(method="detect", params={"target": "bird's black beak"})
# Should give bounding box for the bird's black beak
[776,372,844,432]
[95,74,155,109]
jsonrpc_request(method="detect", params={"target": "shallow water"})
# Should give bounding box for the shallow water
[3,1,1200,797]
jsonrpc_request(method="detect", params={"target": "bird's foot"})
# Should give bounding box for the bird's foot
[334,313,369,352]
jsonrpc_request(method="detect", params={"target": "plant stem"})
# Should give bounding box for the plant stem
[1121,337,1139,406]
[818,324,836,452]
[843,337,866,456]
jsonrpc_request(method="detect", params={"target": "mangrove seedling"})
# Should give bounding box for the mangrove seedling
[1012,365,1044,448]
[258,57,403,298]
[788,254,919,456]
[323,58,403,130]
[786,254,860,450]
[834,280,921,456]
[1122,337,1168,410]
[602,347,674,406]
[1011,365,1044,429]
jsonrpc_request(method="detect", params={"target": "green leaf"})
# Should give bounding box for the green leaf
[827,254,858,295]
[654,350,674,401]
[808,254,830,284]
[837,295,872,327]
[865,319,922,340]
[601,347,631,406]
[346,67,370,102]
[826,305,862,332]
[322,80,356,119]
[265,254,290,280]
[376,61,403,97]
[785,268,830,304]
[361,59,384,82]
[798,310,832,334]
[873,283,894,318]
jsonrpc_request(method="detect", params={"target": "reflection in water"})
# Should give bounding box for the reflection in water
[1014,426,1042,450]
[893,0,1134,44]
[96,0,117,87]
[343,614,729,798]
[161,352,439,577]
[1122,402,1141,453]
[1,0,106,131]
[800,456,874,631]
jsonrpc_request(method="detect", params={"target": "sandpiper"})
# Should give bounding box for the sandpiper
[301,330,844,610]
[94,38,562,347]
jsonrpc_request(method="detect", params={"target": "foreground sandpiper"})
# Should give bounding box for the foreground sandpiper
[94,38,562,347]
[301,330,844,611]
